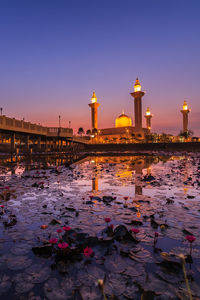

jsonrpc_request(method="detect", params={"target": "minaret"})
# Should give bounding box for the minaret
[88,91,100,130]
[144,107,152,132]
[130,78,145,129]
[181,100,190,133]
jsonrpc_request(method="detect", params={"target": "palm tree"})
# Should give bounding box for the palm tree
[78,127,84,136]
[179,130,193,139]
[146,133,155,143]
[92,128,98,135]
[86,129,91,136]
[159,133,172,143]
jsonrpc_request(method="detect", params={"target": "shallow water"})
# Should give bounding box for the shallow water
[0,153,200,299]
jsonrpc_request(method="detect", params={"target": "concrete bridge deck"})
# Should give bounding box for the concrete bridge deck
[0,115,72,137]
[0,115,89,153]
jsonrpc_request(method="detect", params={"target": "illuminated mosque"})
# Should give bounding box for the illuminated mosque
[88,78,153,143]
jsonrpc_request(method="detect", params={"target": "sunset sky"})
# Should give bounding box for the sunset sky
[0,0,200,135]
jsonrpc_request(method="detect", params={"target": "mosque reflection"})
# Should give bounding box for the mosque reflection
[83,155,160,197]
[0,155,190,202]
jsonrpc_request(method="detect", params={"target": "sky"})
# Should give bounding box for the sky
[0,0,200,135]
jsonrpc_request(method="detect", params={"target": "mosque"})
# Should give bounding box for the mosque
[88,78,152,143]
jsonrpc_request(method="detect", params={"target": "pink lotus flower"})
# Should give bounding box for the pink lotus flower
[186,235,196,255]
[105,218,111,223]
[131,228,140,234]
[57,229,62,233]
[58,242,69,249]
[84,246,93,257]
[186,235,196,243]
[49,238,58,244]
[155,232,159,237]
[0,205,4,208]
[63,226,71,231]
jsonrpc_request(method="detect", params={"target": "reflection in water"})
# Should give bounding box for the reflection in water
[1,154,189,202]
[84,156,158,199]
[92,168,98,193]
[0,153,195,224]
[0,153,87,175]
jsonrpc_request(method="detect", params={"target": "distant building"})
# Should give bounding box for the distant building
[181,100,190,133]
[88,78,152,143]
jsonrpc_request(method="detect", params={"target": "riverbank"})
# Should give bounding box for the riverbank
[86,142,200,152]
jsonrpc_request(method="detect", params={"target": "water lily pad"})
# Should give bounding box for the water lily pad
[104,257,126,274]
[13,273,34,294]
[25,264,50,283]
[123,262,144,277]
[0,274,11,296]
[156,266,183,284]
[7,255,32,270]
[10,243,30,255]
[104,273,126,296]
[137,273,177,295]
[129,247,152,263]
[44,278,73,300]
[79,285,102,300]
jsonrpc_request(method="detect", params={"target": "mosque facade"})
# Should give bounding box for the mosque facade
[88,78,152,143]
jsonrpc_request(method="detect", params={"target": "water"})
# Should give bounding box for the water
[0,153,200,299]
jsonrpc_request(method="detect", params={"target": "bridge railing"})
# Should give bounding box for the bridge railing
[0,115,48,135]
[0,115,89,144]
[47,127,73,137]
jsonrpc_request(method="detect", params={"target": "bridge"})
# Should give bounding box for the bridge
[0,115,89,153]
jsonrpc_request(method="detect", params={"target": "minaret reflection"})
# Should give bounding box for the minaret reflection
[134,159,145,198]
[91,159,99,193]
[134,158,153,196]
[89,156,155,198]
[92,170,98,193]
[183,157,190,195]
[134,158,152,218]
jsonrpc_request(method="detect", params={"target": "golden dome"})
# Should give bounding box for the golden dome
[115,113,132,128]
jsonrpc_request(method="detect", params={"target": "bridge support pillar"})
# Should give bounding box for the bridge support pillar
[53,139,56,151]
[37,137,41,151]
[11,133,16,153]
[45,139,48,152]
[25,135,29,151]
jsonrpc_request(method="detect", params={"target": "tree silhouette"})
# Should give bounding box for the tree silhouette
[86,129,91,136]
[78,127,84,136]
[179,130,193,139]
[92,128,98,135]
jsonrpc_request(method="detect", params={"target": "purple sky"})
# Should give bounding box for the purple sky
[0,0,200,135]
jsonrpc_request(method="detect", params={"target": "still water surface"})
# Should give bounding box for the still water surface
[0,154,200,299]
